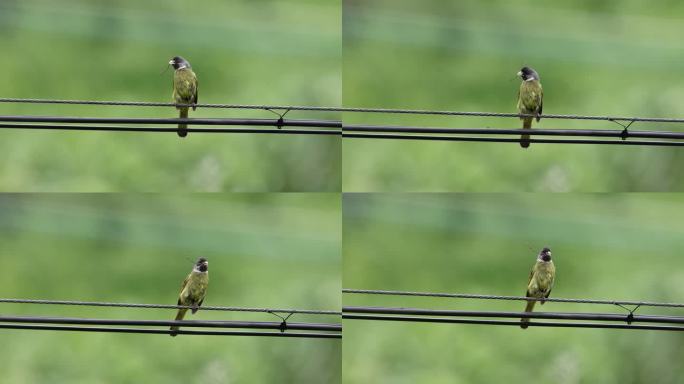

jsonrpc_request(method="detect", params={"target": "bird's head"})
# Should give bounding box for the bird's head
[194,257,208,273]
[538,247,552,262]
[169,56,191,70]
[517,67,540,82]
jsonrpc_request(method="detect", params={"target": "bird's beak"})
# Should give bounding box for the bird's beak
[168,60,174,65]
[516,71,523,77]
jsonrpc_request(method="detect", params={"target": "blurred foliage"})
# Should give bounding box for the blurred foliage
[343,0,684,191]
[342,194,684,384]
[0,0,341,191]
[0,194,341,383]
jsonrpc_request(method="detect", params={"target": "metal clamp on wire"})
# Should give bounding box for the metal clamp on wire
[615,303,642,325]
[268,311,294,333]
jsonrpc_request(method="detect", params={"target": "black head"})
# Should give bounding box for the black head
[169,56,191,70]
[539,247,552,262]
[195,257,208,272]
[518,67,540,81]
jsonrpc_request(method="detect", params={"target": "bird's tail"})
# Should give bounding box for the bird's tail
[520,117,532,148]
[178,107,188,138]
[520,299,536,329]
[169,308,187,337]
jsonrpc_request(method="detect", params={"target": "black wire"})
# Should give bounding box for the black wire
[2,98,683,124]
[0,324,341,338]
[0,115,341,127]
[0,124,339,135]
[342,307,684,325]
[0,315,342,332]
[0,298,341,315]
[342,289,684,308]
[343,133,684,146]
[342,315,684,332]
[345,125,684,139]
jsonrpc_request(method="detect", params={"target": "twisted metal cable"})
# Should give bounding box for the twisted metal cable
[1,98,683,123]
[0,298,341,315]
[0,98,343,113]
[342,289,684,308]
[340,109,684,123]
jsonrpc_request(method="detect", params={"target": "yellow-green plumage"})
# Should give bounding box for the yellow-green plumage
[517,77,543,148]
[520,257,555,329]
[170,263,208,337]
[172,67,198,138]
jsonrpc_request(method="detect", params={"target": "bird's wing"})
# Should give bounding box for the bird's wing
[537,87,543,120]
[192,72,198,110]
[544,271,554,297]
[525,268,534,296]
[172,76,179,108]
[177,275,189,305]
[193,83,198,107]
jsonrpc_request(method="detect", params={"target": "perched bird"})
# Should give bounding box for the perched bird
[520,247,555,329]
[516,67,543,148]
[169,56,198,138]
[170,257,209,336]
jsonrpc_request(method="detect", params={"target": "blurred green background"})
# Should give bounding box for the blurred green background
[0,0,340,192]
[0,194,340,383]
[342,0,684,191]
[343,194,684,383]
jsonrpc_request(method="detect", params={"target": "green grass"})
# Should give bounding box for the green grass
[342,0,684,191]
[0,194,341,383]
[342,194,684,383]
[0,0,341,191]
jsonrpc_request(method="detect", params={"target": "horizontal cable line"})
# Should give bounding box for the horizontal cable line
[0,124,339,135]
[0,298,341,315]
[343,307,684,324]
[0,315,342,332]
[342,315,684,332]
[342,289,684,308]
[343,133,684,146]
[343,108,684,123]
[0,115,341,128]
[345,125,684,139]
[0,324,341,338]
[2,99,683,124]
[0,98,343,113]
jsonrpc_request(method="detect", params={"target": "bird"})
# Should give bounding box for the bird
[520,247,555,329]
[516,66,543,148]
[169,56,198,138]
[170,257,209,336]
